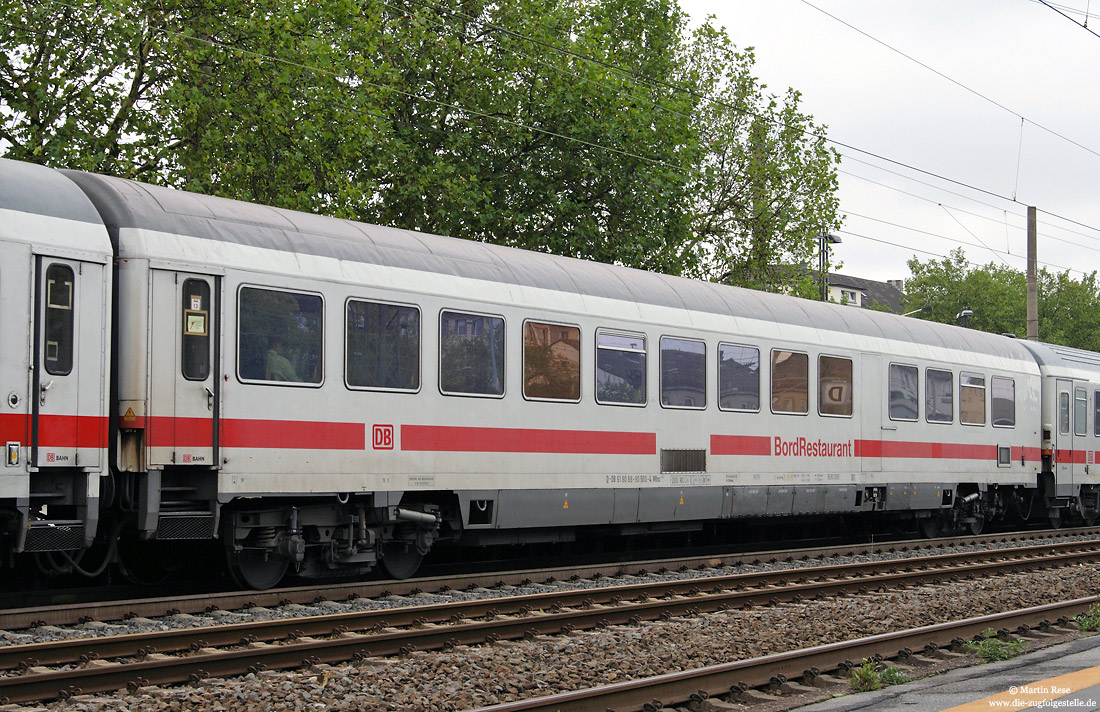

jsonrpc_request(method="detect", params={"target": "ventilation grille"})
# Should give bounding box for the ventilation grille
[157,513,216,540]
[661,449,706,473]
[24,522,84,552]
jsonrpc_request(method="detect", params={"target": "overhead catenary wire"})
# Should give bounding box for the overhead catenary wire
[14,0,1100,265]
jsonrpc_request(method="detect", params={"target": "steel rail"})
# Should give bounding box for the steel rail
[465,597,1100,712]
[0,541,1096,703]
[1,538,1096,673]
[3,527,1091,630]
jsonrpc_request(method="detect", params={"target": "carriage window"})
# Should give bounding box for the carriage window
[346,300,420,391]
[440,311,504,396]
[991,377,1015,427]
[926,369,953,423]
[182,280,211,381]
[523,321,580,401]
[660,337,706,409]
[596,330,646,406]
[43,264,74,376]
[960,373,986,425]
[718,344,760,411]
[1075,387,1088,436]
[819,356,853,417]
[237,287,323,385]
[771,350,809,414]
[1095,391,1100,437]
[888,364,919,421]
[1059,392,1070,435]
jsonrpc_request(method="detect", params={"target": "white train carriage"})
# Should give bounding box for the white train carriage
[0,159,112,557]
[51,165,1052,588]
[1018,341,1100,525]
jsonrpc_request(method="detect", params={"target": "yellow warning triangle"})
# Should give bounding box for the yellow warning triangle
[679,494,684,505]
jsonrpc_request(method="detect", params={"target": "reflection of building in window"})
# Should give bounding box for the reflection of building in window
[719,344,760,411]
[661,337,706,408]
[346,301,420,391]
[596,331,646,405]
[237,287,323,385]
[889,364,919,421]
[523,322,580,400]
[926,369,953,423]
[771,350,808,414]
[440,311,504,396]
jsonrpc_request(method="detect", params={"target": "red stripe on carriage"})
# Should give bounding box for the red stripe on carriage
[710,434,772,456]
[401,425,657,454]
[0,413,108,448]
[222,418,365,450]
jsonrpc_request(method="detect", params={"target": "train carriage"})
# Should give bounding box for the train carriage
[0,160,112,559]
[0,156,1094,588]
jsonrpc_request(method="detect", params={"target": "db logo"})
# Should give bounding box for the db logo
[372,425,394,450]
[46,452,55,462]
[182,454,192,463]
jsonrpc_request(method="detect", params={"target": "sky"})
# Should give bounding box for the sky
[677,0,1100,285]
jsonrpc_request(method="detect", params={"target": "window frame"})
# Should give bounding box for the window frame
[1094,390,1100,437]
[1075,386,1088,437]
[236,284,325,388]
[770,348,810,416]
[438,308,506,399]
[594,328,648,407]
[1059,391,1070,436]
[990,376,1015,428]
[181,279,211,382]
[817,354,854,418]
[717,342,761,413]
[344,297,422,394]
[521,318,581,403]
[659,335,707,410]
[43,263,75,377]
[925,368,954,424]
[959,372,987,426]
[888,363,919,422]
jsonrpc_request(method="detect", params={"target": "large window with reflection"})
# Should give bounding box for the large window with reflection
[660,337,706,409]
[439,311,504,396]
[596,330,646,406]
[346,300,420,391]
[523,321,580,401]
[926,369,953,423]
[889,364,919,421]
[991,377,1015,427]
[818,355,853,417]
[238,286,323,385]
[718,344,760,412]
[771,350,809,414]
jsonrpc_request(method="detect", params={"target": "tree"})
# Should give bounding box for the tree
[902,248,1100,350]
[1,0,841,286]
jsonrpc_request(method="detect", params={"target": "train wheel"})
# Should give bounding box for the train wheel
[227,548,289,590]
[966,516,985,535]
[918,516,941,539]
[380,542,423,580]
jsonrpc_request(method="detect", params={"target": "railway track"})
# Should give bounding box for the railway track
[5,525,1096,630]
[1,536,1098,705]
[466,598,1098,712]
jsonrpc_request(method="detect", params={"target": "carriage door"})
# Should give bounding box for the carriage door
[860,354,882,473]
[32,257,106,468]
[1055,379,1076,492]
[147,270,219,467]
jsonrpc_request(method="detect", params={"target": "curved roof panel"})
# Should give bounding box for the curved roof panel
[59,169,1037,364]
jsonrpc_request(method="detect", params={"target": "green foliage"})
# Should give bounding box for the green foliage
[848,660,881,692]
[963,629,1028,662]
[1075,603,1100,632]
[902,248,1100,350]
[1,0,841,285]
[848,659,908,692]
